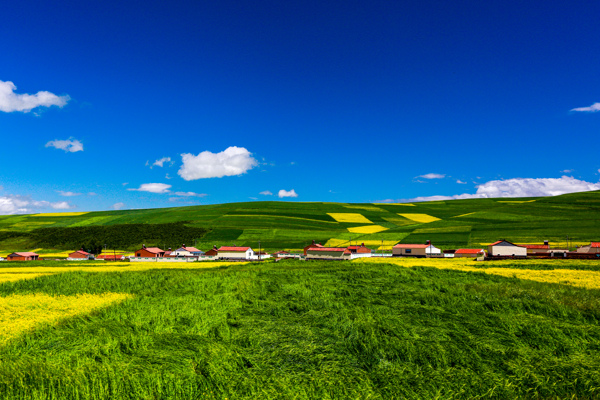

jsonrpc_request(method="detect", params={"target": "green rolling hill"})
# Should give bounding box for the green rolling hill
[1,190,599,253]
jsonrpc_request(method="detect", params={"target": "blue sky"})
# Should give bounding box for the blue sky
[1,0,599,213]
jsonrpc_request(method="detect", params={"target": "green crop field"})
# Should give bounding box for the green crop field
[0,259,600,399]
[0,190,600,254]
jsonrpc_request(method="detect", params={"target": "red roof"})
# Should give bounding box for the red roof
[218,246,251,251]
[524,245,549,249]
[393,244,429,249]
[591,242,600,248]
[10,252,39,257]
[273,250,290,254]
[97,254,124,260]
[141,247,164,254]
[455,249,485,254]
[72,250,90,255]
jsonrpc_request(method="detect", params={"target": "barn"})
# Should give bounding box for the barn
[67,249,94,260]
[217,246,255,260]
[454,249,486,258]
[134,245,165,258]
[487,240,527,257]
[7,252,39,261]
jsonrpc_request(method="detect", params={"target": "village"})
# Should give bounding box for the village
[2,240,600,262]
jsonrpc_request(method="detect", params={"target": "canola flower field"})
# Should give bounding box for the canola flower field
[0,257,600,399]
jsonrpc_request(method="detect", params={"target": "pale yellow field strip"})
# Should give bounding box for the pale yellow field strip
[398,213,441,223]
[355,258,600,290]
[347,225,389,234]
[372,203,416,206]
[343,205,386,212]
[327,213,373,224]
[0,274,52,283]
[31,212,89,217]
[0,261,246,274]
[497,200,536,203]
[0,293,132,344]
[453,212,477,218]
[325,239,398,247]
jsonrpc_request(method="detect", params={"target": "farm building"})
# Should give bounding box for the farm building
[577,242,600,254]
[487,240,527,257]
[347,243,373,258]
[7,252,39,261]
[217,246,255,260]
[392,242,441,257]
[172,245,204,257]
[204,247,219,256]
[67,249,95,260]
[454,249,486,258]
[304,241,323,255]
[306,247,351,260]
[523,241,550,255]
[96,254,126,261]
[134,245,165,258]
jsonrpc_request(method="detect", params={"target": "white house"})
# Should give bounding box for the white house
[217,246,255,260]
[488,240,527,257]
[172,245,204,257]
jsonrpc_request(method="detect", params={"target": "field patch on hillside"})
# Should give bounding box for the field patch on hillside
[32,212,89,217]
[327,213,373,224]
[398,213,441,223]
[347,225,389,234]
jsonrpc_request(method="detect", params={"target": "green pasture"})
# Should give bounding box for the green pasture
[0,191,599,252]
[1,260,600,399]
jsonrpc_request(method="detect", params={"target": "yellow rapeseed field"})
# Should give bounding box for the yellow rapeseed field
[398,213,441,223]
[0,293,132,344]
[327,213,373,224]
[0,274,51,283]
[31,212,89,217]
[325,239,398,248]
[347,225,389,234]
[355,258,600,290]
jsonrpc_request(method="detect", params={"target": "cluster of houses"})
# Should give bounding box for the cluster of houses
[1,240,599,262]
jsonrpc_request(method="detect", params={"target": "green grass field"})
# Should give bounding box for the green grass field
[0,190,599,253]
[0,259,599,399]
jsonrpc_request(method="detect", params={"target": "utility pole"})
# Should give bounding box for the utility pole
[258,239,261,262]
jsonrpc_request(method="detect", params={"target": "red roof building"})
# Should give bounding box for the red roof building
[134,246,165,258]
[7,252,39,261]
[218,246,251,252]
[347,243,372,254]
[68,249,93,259]
[304,241,324,255]
[454,248,486,258]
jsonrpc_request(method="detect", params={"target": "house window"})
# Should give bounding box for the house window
[406,249,412,253]
[137,253,141,257]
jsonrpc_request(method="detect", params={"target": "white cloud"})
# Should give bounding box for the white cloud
[278,189,298,198]
[127,183,171,194]
[45,138,83,153]
[111,202,125,210]
[172,191,207,197]
[249,197,258,200]
[57,191,82,197]
[0,80,70,113]
[0,195,74,215]
[405,176,600,202]
[561,169,574,173]
[456,180,466,184]
[260,190,273,196]
[152,157,172,168]
[571,102,600,113]
[178,146,258,180]
[417,173,446,179]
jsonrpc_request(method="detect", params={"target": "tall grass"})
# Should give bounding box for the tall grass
[0,260,599,398]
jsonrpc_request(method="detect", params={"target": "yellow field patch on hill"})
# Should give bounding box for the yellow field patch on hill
[325,239,398,248]
[327,213,373,224]
[398,213,441,223]
[347,225,389,234]
[31,212,89,217]
[343,205,386,212]
[453,212,477,218]
[0,293,132,345]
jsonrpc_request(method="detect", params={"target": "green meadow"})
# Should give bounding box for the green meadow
[1,259,600,399]
[1,190,600,253]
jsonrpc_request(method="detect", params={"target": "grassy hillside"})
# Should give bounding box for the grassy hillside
[1,190,600,252]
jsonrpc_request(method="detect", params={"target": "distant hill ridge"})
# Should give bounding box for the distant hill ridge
[0,190,599,252]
